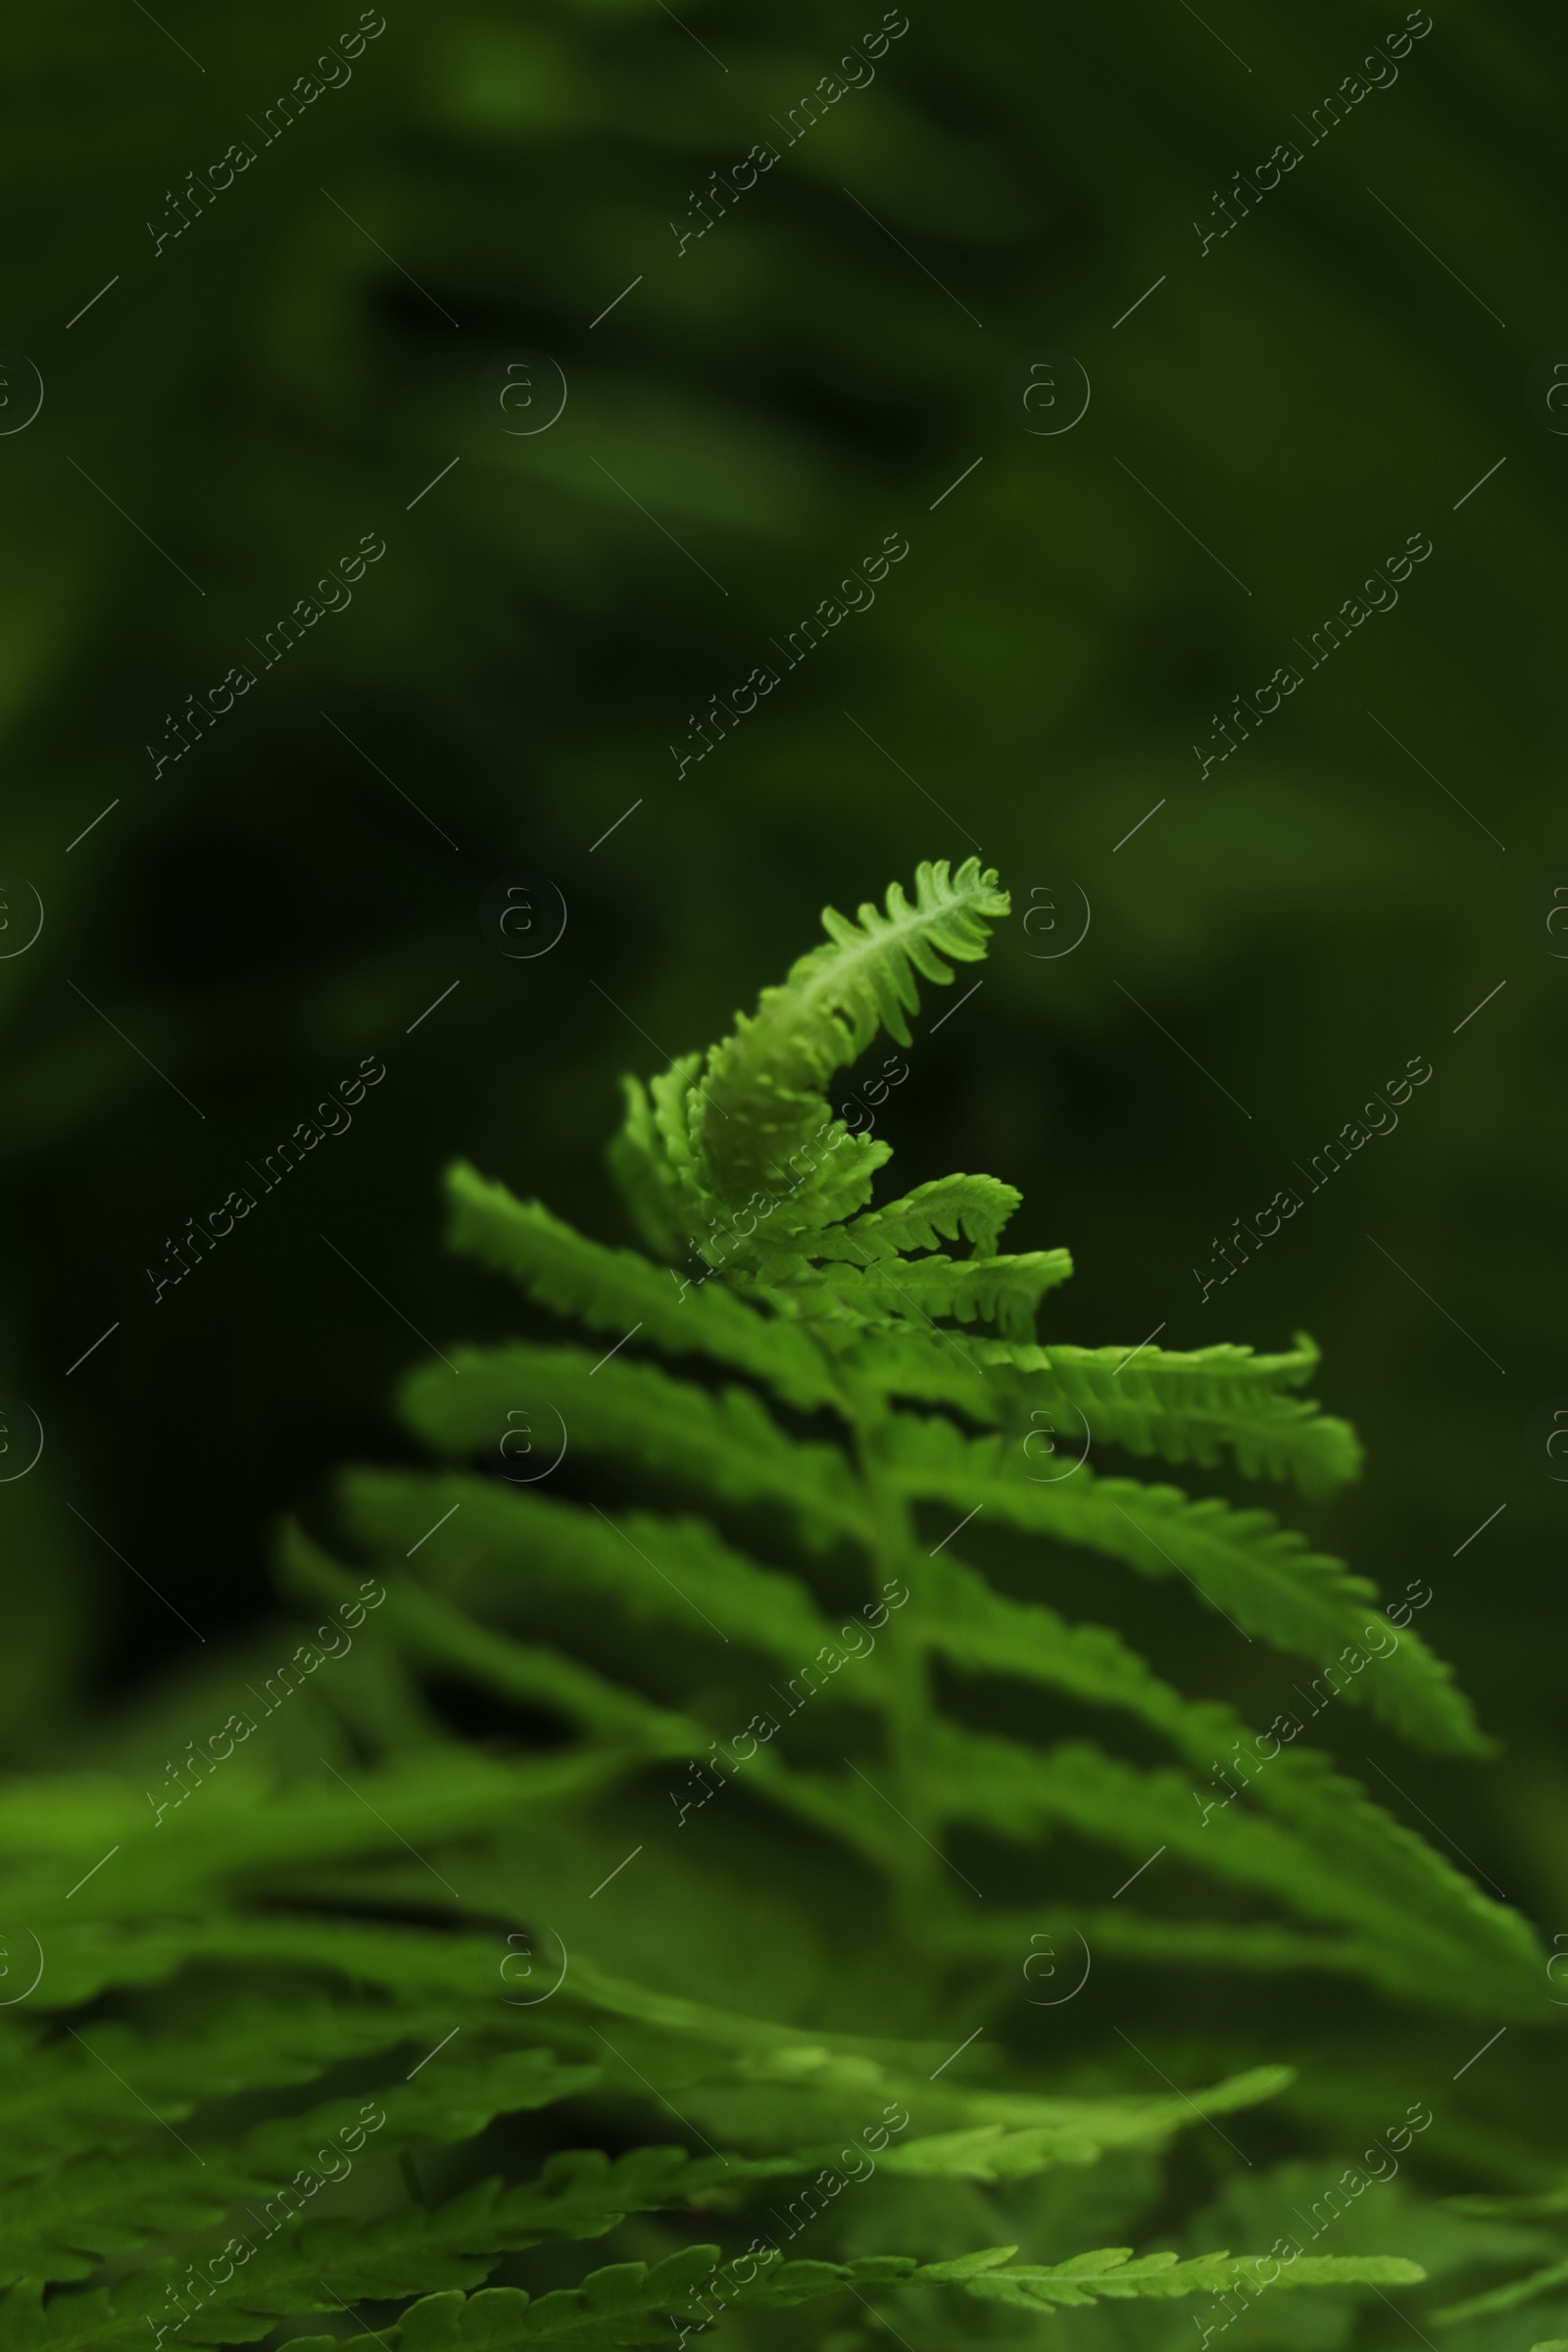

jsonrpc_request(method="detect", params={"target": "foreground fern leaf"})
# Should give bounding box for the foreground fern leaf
[2,862,1534,2352]
[324,859,1533,2018]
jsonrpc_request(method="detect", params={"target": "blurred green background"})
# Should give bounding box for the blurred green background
[0,0,1560,2144]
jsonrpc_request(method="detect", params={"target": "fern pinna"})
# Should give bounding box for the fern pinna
[0,861,1541,2352]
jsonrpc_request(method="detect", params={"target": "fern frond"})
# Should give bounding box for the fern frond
[335,1472,854,1661]
[604,1055,719,1262]
[400,1347,869,1549]
[0,1989,467,2167]
[604,1076,685,1259]
[385,2243,1420,2352]
[0,2185,583,2352]
[808,1175,1023,1261]
[965,2248,1423,2310]
[872,2071,1293,2170]
[442,1165,842,1413]
[0,2049,598,2285]
[914,1546,1231,1744]
[1435,2258,1568,2326]
[903,1548,1515,1978]
[756,1129,894,1241]
[924,1903,1365,1977]
[844,1329,1359,1495]
[392,2253,883,2352]
[279,1520,705,1757]
[1024,1333,1360,1495]
[690,858,1008,1206]
[880,1413,1484,1753]
[650,1055,704,1194]
[378,2242,1419,2352]
[775,1248,1074,1342]
[881,1720,1531,2014]
[3,860,1507,2352]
